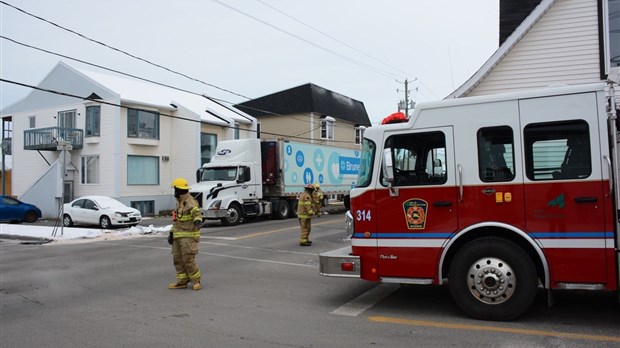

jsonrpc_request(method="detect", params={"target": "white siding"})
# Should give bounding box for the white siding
[470,0,601,96]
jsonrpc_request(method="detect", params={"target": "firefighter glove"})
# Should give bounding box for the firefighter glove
[194,220,203,228]
[167,232,173,245]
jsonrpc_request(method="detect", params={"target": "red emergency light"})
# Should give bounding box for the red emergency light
[381,112,408,125]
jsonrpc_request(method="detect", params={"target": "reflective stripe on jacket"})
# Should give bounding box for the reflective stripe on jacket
[172,193,203,239]
[296,191,314,218]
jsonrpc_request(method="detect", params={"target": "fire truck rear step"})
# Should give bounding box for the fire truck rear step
[555,283,605,290]
[381,277,433,285]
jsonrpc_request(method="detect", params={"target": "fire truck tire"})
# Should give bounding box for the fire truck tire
[448,237,537,321]
[273,200,289,220]
[221,203,241,226]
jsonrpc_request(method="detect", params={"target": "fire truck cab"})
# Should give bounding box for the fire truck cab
[320,81,620,321]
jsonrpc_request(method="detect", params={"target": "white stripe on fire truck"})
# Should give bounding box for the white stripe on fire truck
[351,238,614,249]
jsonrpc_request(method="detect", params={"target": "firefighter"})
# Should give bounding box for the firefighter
[312,183,324,218]
[168,177,204,291]
[297,184,315,246]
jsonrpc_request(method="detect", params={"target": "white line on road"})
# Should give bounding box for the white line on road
[330,283,400,317]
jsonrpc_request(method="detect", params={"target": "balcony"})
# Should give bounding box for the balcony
[24,127,83,151]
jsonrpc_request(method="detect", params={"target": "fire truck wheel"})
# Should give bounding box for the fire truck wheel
[221,203,241,226]
[448,237,537,321]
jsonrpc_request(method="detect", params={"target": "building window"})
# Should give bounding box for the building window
[524,120,591,180]
[28,116,36,128]
[354,126,365,145]
[477,126,515,182]
[127,155,159,185]
[320,117,334,140]
[85,106,100,137]
[233,122,240,140]
[58,110,76,141]
[81,155,100,184]
[131,200,154,216]
[201,133,217,165]
[127,109,159,139]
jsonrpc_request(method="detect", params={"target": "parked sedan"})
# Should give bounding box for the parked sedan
[62,196,142,229]
[0,195,42,223]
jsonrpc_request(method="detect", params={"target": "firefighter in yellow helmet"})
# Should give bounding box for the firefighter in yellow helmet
[311,183,324,218]
[296,184,315,246]
[168,177,204,291]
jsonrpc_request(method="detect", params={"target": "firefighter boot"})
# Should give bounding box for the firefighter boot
[300,240,312,246]
[168,282,188,289]
[192,282,202,291]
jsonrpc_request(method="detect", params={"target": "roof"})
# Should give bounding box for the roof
[234,83,371,126]
[78,67,255,126]
[446,0,556,99]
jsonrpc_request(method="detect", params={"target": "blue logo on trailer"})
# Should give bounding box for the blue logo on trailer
[296,151,304,167]
[303,168,314,184]
[286,145,293,156]
[339,157,360,175]
[313,149,325,171]
[291,172,298,183]
[318,174,324,184]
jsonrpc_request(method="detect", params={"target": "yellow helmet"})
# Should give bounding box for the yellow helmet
[314,183,320,189]
[171,177,190,190]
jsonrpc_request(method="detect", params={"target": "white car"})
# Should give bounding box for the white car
[63,196,142,229]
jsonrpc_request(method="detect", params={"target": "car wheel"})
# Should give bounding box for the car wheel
[220,203,241,226]
[24,211,38,223]
[63,214,73,227]
[448,237,538,321]
[100,216,112,229]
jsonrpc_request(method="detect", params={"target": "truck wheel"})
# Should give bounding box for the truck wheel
[221,203,241,226]
[288,200,298,218]
[448,237,537,321]
[273,200,289,220]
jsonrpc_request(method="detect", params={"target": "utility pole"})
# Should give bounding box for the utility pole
[55,139,72,237]
[397,78,417,117]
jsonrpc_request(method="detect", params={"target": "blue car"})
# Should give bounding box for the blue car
[0,195,42,223]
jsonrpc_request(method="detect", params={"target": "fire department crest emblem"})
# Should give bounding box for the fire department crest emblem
[403,198,428,230]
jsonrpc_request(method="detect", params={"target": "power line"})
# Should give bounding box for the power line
[0,0,250,101]
[1,36,359,131]
[0,78,360,145]
[210,0,401,80]
[255,0,418,81]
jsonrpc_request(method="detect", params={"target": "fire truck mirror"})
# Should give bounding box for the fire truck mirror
[382,148,395,183]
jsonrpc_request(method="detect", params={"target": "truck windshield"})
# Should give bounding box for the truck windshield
[356,138,376,187]
[201,167,238,181]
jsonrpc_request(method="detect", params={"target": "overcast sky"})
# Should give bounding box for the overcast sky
[0,0,499,125]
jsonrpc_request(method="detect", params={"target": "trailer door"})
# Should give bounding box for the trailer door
[520,92,609,285]
[375,126,457,280]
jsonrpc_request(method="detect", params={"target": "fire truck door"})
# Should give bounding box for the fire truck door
[519,93,608,284]
[376,127,457,279]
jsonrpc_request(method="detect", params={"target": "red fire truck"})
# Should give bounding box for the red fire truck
[319,78,620,321]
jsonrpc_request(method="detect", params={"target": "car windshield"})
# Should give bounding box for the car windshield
[94,197,127,209]
[201,167,238,181]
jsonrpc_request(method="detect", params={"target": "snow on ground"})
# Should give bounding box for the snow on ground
[0,220,171,245]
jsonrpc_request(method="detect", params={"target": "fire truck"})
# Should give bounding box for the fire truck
[319,76,620,321]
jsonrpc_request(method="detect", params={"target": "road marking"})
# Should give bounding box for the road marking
[235,219,340,240]
[331,283,400,317]
[97,242,314,268]
[368,316,620,343]
[201,241,316,255]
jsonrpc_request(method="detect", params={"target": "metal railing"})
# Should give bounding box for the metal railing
[23,127,83,151]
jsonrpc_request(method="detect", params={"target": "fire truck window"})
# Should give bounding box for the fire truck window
[385,131,446,186]
[523,120,590,180]
[477,126,515,182]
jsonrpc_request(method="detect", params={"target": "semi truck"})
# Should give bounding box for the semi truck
[190,138,360,226]
[319,76,620,321]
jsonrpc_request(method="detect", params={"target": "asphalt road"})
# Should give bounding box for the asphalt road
[1,213,619,347]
